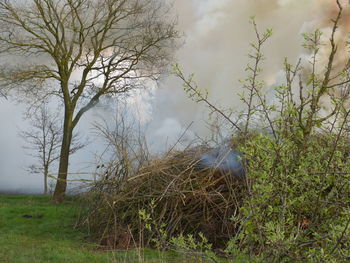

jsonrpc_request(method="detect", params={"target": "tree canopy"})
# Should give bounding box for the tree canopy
[0,0,179,202]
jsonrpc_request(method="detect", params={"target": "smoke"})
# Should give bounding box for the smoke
[151,0,314,138]
[0,100,41,193]
[151,0,350,139]
[313,0,350,74]
[0,0,349,193]
[199,146,245,178]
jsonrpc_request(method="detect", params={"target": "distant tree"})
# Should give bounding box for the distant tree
[20,105,85,195]
[0,0,178,202]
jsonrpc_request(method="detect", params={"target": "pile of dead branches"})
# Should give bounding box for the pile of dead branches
[78,146,246,249]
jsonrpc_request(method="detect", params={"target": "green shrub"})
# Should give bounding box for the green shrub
[233,131,350,262]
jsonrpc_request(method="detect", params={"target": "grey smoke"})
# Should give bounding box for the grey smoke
[199,147,245,178]
[151,0,316,139]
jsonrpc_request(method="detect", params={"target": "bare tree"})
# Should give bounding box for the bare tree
[20,105,85,195]
[0,0,178,202]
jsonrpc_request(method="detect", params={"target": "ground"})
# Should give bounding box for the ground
[0,195,188,263]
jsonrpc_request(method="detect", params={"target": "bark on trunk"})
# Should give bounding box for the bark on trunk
[44,166,48,195]
[52,109,73,203]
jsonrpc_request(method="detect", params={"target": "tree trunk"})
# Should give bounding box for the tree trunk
[44,165,48,195]
[52,109,73,203]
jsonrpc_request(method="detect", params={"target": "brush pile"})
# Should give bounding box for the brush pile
[79,145,246,249]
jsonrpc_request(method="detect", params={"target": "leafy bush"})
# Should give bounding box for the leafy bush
[233,132,350,262]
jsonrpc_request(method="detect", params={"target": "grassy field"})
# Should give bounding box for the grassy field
[0,195,191,263]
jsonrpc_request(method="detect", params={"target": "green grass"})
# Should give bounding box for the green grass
[0,195,254,263]
[0,195,189,263]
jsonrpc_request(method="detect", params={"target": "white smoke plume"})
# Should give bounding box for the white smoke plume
[152,0,313,138]
[151,0,350,139]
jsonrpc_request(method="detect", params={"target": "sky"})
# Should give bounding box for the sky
[0,0,349,193]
